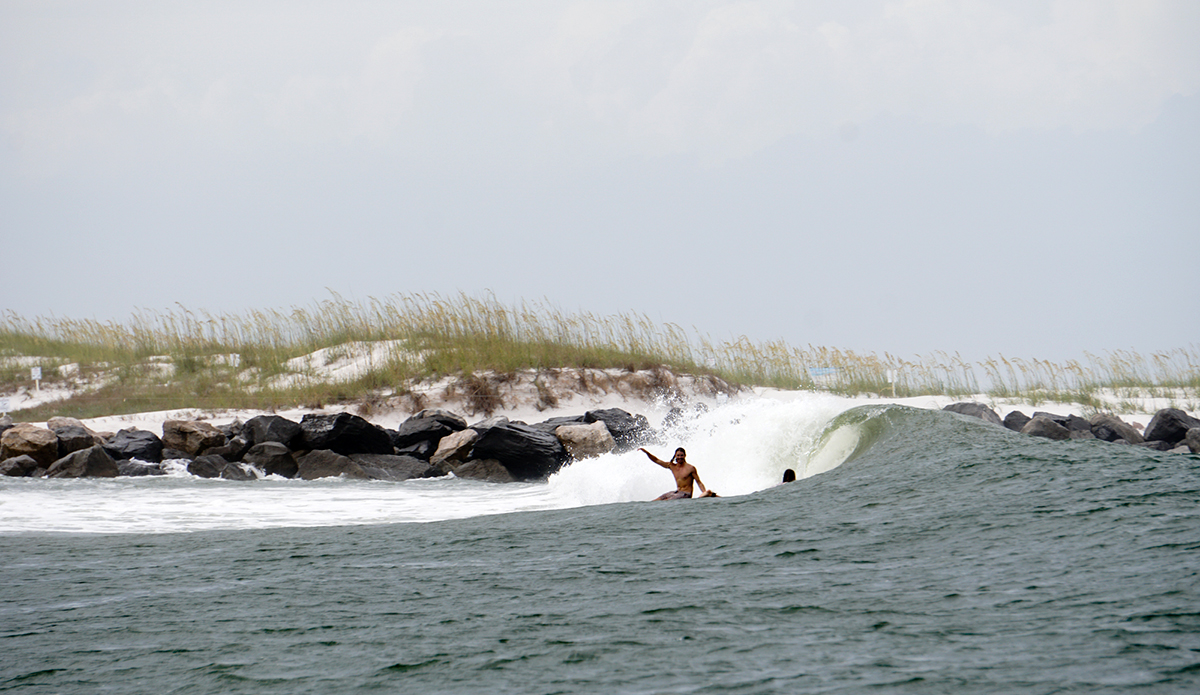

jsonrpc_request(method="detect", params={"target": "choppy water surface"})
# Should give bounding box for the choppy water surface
[3,402,1199,693]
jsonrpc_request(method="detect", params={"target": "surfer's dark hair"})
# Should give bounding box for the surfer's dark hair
[675,448,686,456]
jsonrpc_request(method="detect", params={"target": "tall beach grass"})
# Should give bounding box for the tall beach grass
[2,292,1197,419]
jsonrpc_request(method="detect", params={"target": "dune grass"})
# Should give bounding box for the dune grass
[2,292,1198,420]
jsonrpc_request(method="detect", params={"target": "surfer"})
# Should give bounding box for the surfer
[638,447,716,500]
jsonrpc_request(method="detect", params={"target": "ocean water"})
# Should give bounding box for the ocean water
[3,398,1199,693]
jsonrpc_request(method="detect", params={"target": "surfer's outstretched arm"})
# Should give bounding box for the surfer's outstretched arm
[639,448,670,469]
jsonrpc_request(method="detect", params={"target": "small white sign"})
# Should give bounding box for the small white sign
[0,397,10,412]
[31,367,42,381]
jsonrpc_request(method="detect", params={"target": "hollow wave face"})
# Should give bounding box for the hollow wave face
[547,394,865,504]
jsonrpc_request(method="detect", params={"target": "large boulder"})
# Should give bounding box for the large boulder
[452,459,516,483]
[584,408,651,452]
[1089,414,1144,444]
[117,461,166,477]
[163,420,227,455]
[1021,416,1070,441]
[0,454,39,477]
[1033,412,1091,433]
[186,454,256,480]
[242,415,303,449]
[46,416,91,432]
[300,413,393,455]
[296,449,370,480]
[529,415,588,433]
[391,411,465,450]
[430,428,480,469]
[395,439,437,460]
[555,421,616,460]
[348,453,437,481]
[411,409,467,429]
[1185,428,1200,454]
[202,436,252,462]
[469,422,569,480]
[243,442,298,478]
[943,402,1003,427]
[54,425,96,458]
[1143,409,1200,446]
[1003,410,1031,433]
[187,454,229,479]
[46,445,119,478]
[1,424,60,469]
[103,428,164,462]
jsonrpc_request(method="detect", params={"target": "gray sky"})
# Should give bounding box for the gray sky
[2,1,1197,363]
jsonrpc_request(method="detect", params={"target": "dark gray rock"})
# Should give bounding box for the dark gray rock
[348,453,437,481]
[1136,440,1176,452]
[203,436,252,461]
[395,439,437,460]
[1186,428,1200,454]
[188,454,229,479]
[296,449,369,480]
[1021,416,1070,441]
[410,409,467,430]
[469,422,569,480]
[1064,415,1092,432]
[390,417,459,450]
[1003,410,1031,433]
[1089,414,1144,444]
[300,413,393,455]
[1032,412,1090,432]
[584,408,651,452]
[1068,430,1095,440]
[0,454,39,477]
[46,446,119,478]
[942,402,1003,426]
[54,425,96,457]
[118,461,166,477]
[469,415,511,432]
[161,448,193,461]
[243,415,303,449]
[218,420,244,440]
[452,459,516,483]
[219,462,258,481]
[1144,409,1200,445]
[243,442,298,478]
[529,415,587,434]
[103,428,165,463]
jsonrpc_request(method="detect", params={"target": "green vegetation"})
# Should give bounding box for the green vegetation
[2,292,1198,420]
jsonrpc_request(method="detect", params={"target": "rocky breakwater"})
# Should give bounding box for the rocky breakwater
[0,407,653,483]
[943,402,1200,454]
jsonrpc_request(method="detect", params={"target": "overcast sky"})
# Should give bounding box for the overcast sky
[2,1,1197,362]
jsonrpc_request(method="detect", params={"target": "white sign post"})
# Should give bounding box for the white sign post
[31,367,42,393]
[0,396,9,414]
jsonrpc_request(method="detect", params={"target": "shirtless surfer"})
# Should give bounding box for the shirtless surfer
[639,447,717,500]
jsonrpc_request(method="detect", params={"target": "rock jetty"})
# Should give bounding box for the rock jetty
[943,402,1200,454]
[0,408,653,482]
